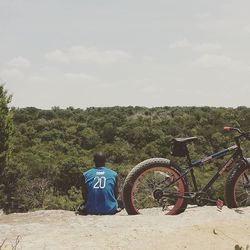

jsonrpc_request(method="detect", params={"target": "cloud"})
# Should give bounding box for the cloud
[29,75,46,83]
[64,72,97,81]
[143,56,154,62]
[193,43,222,52]
[7,56,31,68]
[191,54,250,72]
[142,85,159,93]
[195,13,211,19]
[169,39,222,52]
[0,68,23,78]
[169,39,190,49]
[45,46,131,64]
[45,50,68,63]
[244,26,250,33]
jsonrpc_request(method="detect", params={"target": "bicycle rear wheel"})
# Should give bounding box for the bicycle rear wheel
[122,158,188,215]
[225,160,250,208]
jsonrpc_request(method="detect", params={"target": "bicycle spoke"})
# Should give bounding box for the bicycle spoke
[132,167,185,213]
[234,168,250,207]
[238,196,250,206]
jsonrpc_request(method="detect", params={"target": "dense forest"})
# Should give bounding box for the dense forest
[1,86,250,213]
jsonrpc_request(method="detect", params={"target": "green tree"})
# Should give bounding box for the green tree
[0,85,13,179]
[3,104,250,212]
[0,85,13,209]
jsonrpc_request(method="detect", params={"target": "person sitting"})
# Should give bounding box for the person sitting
[79,152,120,215]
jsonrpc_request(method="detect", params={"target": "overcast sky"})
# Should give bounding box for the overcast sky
[1,0,250,109]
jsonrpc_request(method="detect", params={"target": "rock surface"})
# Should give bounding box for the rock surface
[0,206,250,250]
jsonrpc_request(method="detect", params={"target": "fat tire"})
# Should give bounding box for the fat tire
[122,158,188,215]
[225,159,250,208]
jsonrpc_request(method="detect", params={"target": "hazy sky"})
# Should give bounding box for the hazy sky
[1,0,250,109]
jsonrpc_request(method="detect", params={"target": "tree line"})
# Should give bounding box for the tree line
[1,85,250,212]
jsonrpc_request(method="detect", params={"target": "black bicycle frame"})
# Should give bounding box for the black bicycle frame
[169,144,243,196]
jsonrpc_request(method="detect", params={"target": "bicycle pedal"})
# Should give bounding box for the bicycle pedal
[216,199,223,210]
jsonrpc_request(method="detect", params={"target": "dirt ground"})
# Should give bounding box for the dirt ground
[0,206,250,250]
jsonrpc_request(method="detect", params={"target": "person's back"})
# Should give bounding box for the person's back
[82,152,118,215]
[83,166,118,214]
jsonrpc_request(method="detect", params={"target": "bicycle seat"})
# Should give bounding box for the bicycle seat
[172,137,198,144]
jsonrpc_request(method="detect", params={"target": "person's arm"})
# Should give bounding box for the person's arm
[82,175,87,202]
[76,174,88,215]
[114,175,119,200]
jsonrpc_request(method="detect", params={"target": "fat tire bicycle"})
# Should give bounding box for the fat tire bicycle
[122,127,250,215]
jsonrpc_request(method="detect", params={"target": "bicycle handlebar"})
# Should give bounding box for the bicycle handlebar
[223,126,250,140]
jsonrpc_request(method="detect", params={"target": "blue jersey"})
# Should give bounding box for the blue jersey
[83,167,118,215]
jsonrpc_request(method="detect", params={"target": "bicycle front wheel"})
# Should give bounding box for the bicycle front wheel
[122,158,188,215]
[225,160,250,208]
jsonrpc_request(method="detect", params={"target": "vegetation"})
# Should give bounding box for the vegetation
[0,85,13,212]
[1,84,250,212]
[0,235,21,250]
[235,244,249,250]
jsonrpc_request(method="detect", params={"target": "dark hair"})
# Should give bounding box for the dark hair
[93,152,106,167]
